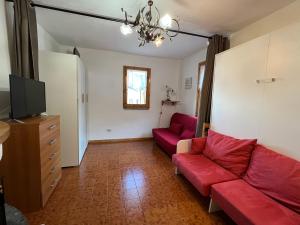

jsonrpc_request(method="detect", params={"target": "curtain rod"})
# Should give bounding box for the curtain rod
[6,0,212,39]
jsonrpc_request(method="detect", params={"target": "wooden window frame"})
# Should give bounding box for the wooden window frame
[123,66,151,110]
[195,61,206,116]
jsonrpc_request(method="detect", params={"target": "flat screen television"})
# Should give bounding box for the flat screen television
[9,75,46,119]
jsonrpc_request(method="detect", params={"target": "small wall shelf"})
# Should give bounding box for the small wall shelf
[161,100,181,106]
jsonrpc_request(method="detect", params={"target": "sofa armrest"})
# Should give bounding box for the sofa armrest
[177,139,192,154]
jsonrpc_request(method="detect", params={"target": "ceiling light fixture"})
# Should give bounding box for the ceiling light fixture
[121,0,180,47]
[154,36,164,47]
[120,23,133,35]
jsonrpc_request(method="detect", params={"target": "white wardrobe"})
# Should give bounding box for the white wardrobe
[211,21,300,161]
[39,51,88,167]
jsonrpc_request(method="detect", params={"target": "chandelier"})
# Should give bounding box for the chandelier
[120,0,180,47]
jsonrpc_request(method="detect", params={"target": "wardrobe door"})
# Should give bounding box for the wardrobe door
[259,22,300,160]
[39,51,78,167]
[211,35,270,139]
[77,58,87,164]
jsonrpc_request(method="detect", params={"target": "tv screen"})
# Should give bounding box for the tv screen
[9,75,46,119]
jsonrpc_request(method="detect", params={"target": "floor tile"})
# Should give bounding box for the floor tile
[24,140,234,225]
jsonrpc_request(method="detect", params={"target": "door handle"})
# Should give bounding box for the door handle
[256,78,276,84]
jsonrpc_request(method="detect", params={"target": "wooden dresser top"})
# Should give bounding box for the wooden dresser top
[5,116,59,126]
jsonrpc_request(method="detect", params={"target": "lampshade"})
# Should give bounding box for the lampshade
[160,14,172,29]
[120,23,133,35]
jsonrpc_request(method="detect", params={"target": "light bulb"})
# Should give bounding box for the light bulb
[154,37,163,47]
[120,23,133,35]
[160,14,172,29]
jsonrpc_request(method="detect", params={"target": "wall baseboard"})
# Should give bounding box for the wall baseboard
[89,137,153,144]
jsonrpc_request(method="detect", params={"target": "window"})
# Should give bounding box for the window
[123,66,151,109]
[195,61,206,116]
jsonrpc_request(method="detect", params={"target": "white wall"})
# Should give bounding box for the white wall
[179,48,207,115]
[78,48,182,141]
[37,24,62,52]
[230,0,300,47]
[0,0,11,90]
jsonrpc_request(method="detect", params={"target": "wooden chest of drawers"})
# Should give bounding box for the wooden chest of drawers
[0,116,61,212]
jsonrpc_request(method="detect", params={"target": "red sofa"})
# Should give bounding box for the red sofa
[152,113,197,155]
[172,130,300,225]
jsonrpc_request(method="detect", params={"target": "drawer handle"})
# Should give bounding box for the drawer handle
[48,139,56,145]
[48,124,56,130]
[50,179,58,188]
[50,166,56,174]
[48,153,56,160]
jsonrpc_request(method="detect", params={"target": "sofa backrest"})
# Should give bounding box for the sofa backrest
[170,113,197,133]
[244,145,300,214]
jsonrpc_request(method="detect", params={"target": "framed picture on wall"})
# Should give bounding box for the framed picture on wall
[185,77,192,89]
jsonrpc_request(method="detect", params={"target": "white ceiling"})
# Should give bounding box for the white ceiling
[35,0,295,59]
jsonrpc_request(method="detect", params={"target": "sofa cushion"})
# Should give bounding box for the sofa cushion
[190,137,207,155]
[212,179,300,225]
[169,122,183,135]
[243,145,300,214]
[152,128,180,155]
[180,129,195,139]
[170,113,197,133]
[203,130,257,176]
[172,154,238,196]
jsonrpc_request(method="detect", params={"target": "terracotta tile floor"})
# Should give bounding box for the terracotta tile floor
[26,141,235,225]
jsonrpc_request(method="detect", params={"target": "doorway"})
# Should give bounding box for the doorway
[195,61,206,116]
